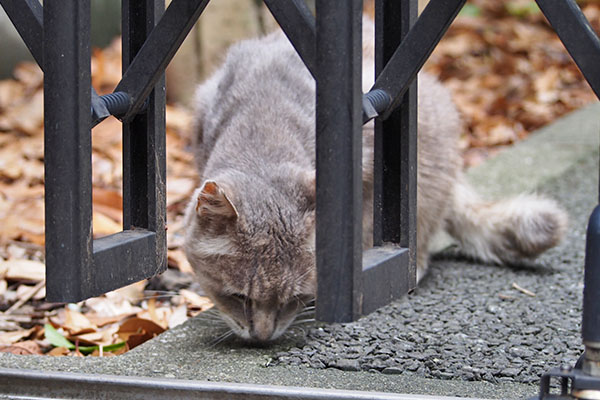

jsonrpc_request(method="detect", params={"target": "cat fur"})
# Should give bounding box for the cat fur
[183,19,568,342]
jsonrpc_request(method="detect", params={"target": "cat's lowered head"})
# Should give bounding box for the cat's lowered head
[183,33,319,342]
[184,173,317,342]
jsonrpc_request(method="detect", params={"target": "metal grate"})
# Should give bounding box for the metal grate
[0,0,435,319]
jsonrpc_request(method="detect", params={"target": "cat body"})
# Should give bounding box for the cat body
[183,21,567,342]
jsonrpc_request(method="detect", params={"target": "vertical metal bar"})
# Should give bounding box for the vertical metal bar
[582,205,600,376]
[373,0,418,285]
[44,0,92,301]
[122,0,167,273]
[561,376,569,394]
[315,0,363,322]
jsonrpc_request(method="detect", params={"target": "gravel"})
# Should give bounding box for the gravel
[273,155,596,385]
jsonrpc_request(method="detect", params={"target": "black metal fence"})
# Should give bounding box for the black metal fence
[0,0,432,320]
[1,0,600,398]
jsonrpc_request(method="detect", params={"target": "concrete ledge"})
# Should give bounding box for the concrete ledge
[0,316,525,399]
[467,102,600,198]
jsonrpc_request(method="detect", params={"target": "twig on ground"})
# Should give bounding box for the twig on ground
[5,280,45,315]
[0,314,33,324]
[512,282,536,297]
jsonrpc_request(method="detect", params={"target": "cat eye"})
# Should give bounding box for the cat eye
[231,293,248,303]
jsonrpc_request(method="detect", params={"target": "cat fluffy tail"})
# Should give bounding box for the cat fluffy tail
[444,179,568,265]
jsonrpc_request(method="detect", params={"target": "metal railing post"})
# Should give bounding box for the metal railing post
[122,0,167,256]
[315,0,364,322]
[373,0,418,283]
[43,0,93,301]
[582,206,600,379]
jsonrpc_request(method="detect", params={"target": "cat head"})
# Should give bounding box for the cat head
[183,169,316,342]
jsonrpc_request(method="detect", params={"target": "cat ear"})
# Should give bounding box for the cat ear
[196,180,239,219]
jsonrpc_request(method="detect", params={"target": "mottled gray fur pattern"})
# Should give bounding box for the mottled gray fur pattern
[183,20,568,342]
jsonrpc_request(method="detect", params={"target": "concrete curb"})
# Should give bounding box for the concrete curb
[467,102,600,198]
[0,367,485,400]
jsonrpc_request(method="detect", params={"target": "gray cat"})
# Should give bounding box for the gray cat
[183,20,567,342]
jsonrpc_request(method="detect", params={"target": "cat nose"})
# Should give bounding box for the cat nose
[250,312,276,342]
[250,327,274,342]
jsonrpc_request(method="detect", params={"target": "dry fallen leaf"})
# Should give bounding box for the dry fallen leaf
[0,340,42,355]
[167,304,188,329]
[84,296,142,318]
[167,249,194,274]
[68,324,119,347]
[117,317,165,349]
[2,259,45,282]
[47,346,71,356]
[179,288,213,310]
[84,313,130,328]
[0,327,36,345]
[62,308,97,334]
[105,281,147,306]
[93,186,123,223]
[93,210,122,237]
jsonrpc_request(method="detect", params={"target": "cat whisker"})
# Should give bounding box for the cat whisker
[142,290,180,295]
[139,290,180,298]
[134,294,181,302]
[196,313,225,319]
[296,313,315,320]
[292,318,316,325]
[294,268,313,283]
[209,329,234,347]
[196,309,228,324]
[196,315,228,324]
[293,294,315,310]
[198,308,223,317]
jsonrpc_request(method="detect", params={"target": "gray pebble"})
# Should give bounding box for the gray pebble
[330,359,360,372]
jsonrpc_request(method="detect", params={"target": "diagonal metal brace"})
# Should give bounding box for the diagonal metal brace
[114,0,210,123]
[0,0,134,128]
[0,0,44,69]
[536,0,600,100]
[368,0,465,122]
[263,0,316,78]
